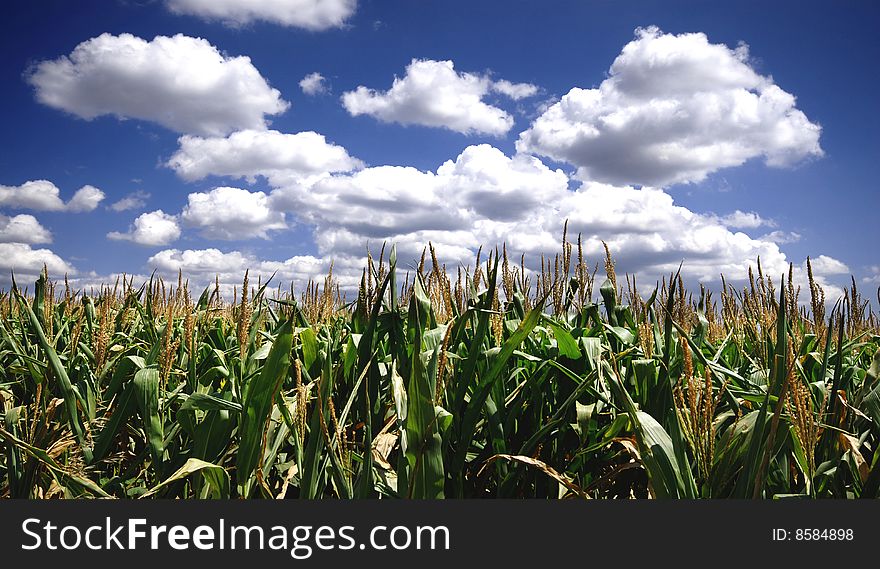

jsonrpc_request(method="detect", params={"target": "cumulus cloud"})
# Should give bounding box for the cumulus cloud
[66,185,106,212]
[146,248,363,296]
[0,180,104,212]
[109,190,151,212]
[0,214,53,244]
[808,254,849,276]
[491,79,539,100]
[166,136,850,305]
[107,210,181,246]
[0,243,74,280]
[148,247,252,276]
[62,271,152,296]
[341,59,523,135]
[517,26,823,186]
[796,255,851,303]
[261,145,568,266]
[760,230,801,244]
[165,0,356,30]
[272,165,455,246]
[266,144,805,288]
[143,140,836,308]
[437,144,569,223]
[27,33,289,136]
[717,210,775,229]
[300,72,329,95]
[556,183,789,283]
[167,129,362,185]
[181,186,287,240]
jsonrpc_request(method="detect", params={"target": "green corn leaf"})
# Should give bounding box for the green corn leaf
[133,367,164,473]
[141,458,230,499]
[14,285,93,464]
[403,277,444,499]
[237,319,294,495]
[545,317,581,359]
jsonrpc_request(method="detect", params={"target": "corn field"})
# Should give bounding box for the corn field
[1,232,879,499]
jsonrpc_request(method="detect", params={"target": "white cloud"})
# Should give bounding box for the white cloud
[793,255,850,304]
[438,144,569,222]
[63,271,153,295]
[266,144,807,288]
[717,210,775,229]
[27,33,289,136]
[0,214,52,244]
[148,248,252,276]
[272,165,453,247]
[491,79,538,100]
[341,59,518,136]
[109,190,151,212]
[181,186,287,240]
[145,248,363,296]
[0,243,74,280]
[66,185,106,212]
[107,210,181,246]
[0,180,104,212]
[268,145,572,266]
[165,0,356,30]
[517,26,823,186]
[17,144,841,308]
[556,183,789,283]
[808,254,849,276]
[300,72,328,95]
[862,266,880,285]
[167,129,362,185]
[760,230,801,244]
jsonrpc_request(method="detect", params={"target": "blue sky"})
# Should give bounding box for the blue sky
[0,0,877,299]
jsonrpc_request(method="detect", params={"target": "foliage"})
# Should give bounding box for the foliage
[1,234,878,499]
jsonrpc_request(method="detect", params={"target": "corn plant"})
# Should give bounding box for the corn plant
[1,233,878,499]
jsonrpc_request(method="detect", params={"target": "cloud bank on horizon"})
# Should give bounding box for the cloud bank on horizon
[0,4,854,302]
